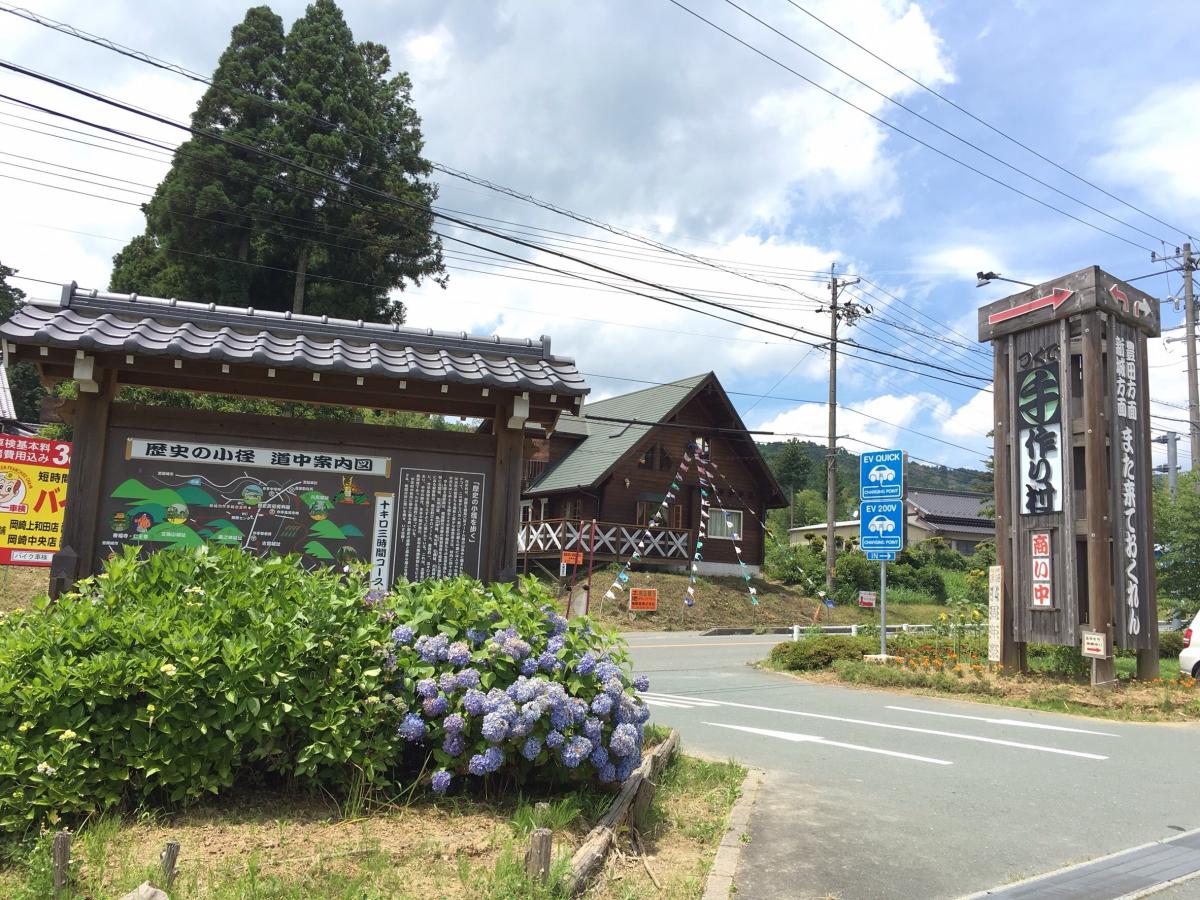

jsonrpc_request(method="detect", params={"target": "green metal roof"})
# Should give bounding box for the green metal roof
[528,374,708,494]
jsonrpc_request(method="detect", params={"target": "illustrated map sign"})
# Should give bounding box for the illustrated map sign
[858,591,877,608]
[859,500,904,553]
[629,588,657,612]
[98,428,490,588]
[859,449,905,501]
[0,435,71,566]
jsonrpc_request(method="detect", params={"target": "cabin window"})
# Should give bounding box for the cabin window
[561,499,582,520]
[709,508,743,540]
[637,499,683,528]
[692,435,709,456]
[659,446,673,471]
[638,444,657,469]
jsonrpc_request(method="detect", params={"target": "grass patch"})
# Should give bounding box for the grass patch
[0,566,47,613]
[0,751,746,900]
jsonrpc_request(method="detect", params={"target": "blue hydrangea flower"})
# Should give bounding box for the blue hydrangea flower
[547,635,565,654]
[614,698,636,724]
[633,674,650,692]
[439,672,459,694]
[468,753,489,776]
[537,651,561,673]
[431,769,452,794]
[615,757,637,781]
[390,624,414,645]
[363,589,385,608]
[603,679,624,700]
[571,698,589,723]
[589,745,610,769]
[481,712,509,743]
[549,704,572,730]
[595,661,621,684]
[466,628,487,645]
[382,652,398,673]
[443,733,466,757]
[443,713,466,734]
[447,641,472,667]
[634,702,651,724]
[575,652,597,676]
[598,762,618,783]
[520,658,539,676]
[510,711,538,739]
[609,723,639,757]
[463,689,488,716]
[583,717,603,743]
[483,746,504,772]
[515,678,544,703]
[559,735,593,769]
[423,695,448,717]
[416,678,439,699]
[591,694,613,717]
[415,634,449,664]
[545,730,565,749]
[484,689,509,714]
[456,668,482,690]
[397,713,426,743]
[521,736,543,760]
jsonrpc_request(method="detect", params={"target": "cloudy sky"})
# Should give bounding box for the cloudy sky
[0,0,1195,472]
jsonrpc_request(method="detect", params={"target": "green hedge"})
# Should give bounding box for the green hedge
[769,635,877,671]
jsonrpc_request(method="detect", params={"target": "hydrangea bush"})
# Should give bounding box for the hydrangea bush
[0,546,651,844]
[382,576,650,794]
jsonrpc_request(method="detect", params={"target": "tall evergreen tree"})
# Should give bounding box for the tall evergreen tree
[0,263,46,422]
[110,1,444,322]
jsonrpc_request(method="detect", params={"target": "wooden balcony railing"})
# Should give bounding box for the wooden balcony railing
[522,459,549,489]
[518,518,692,560]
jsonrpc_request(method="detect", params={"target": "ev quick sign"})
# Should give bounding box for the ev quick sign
[860,449,904,500]
[859,448,906,554]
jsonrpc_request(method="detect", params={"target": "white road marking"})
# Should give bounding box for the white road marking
[705,722,953,766]
[885,706,1119,737]
[641,698,698,709]
[640,692,720,707]
[651,693,1109,760]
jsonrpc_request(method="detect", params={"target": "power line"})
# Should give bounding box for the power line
[663,0,1157,252]
[777,0,1196,241]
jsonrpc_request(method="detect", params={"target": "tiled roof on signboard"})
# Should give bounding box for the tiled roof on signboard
[0,285,588,396]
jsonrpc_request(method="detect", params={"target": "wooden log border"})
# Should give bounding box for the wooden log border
[567,729,680,896]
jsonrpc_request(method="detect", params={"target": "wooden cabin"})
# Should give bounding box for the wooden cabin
[518,373,786,574]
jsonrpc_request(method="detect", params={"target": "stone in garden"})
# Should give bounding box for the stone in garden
[118,881,170,900]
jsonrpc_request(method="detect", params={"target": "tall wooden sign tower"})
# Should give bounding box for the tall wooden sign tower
[979,266,1161,686]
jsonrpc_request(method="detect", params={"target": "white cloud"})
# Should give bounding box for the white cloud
[753,391,930,449]
[942,388,992,442]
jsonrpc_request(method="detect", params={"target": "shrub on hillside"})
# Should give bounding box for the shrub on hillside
[764,539,822,588]
[833,552,878,601]
[769,635,876,671]
[0,547,649,843]
[887,564,947,603]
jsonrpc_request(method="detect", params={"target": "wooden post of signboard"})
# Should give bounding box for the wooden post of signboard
[1135,337,1160,679]
[50,368,115,597]
[487,397,525,583]
[992,333,1023,671]
[1082,313,1117,687]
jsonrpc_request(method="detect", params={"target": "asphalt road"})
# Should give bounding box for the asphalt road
[624,631,1200,900]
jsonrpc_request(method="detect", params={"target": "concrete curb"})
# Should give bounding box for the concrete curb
[701,767,766,900]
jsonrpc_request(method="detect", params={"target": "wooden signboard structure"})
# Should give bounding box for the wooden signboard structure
[978,266,1160,685]
[0,284,588,596]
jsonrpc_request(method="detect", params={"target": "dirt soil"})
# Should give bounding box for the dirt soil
[0,565,48,612]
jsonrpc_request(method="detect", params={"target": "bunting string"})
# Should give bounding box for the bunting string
[697,454,758,606]
[683,444,712,607]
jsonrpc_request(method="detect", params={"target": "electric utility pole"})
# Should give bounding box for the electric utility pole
[1153,432,1179,497]
[822,264,863,595]
[1184,243,1200,470]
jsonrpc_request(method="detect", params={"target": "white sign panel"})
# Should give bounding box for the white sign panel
[370,492,395,589]
[128,437,391,476]
[987,565,1002,663]
[1081,629,1108,659]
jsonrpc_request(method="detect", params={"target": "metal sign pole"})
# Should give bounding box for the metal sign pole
[880,559,887,657]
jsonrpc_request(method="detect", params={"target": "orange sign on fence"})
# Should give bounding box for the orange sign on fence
[561,550,584,566]
[629,588,657,612]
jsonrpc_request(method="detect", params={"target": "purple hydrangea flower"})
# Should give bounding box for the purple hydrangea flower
[439,672,459,694]
[444,713,466,734]
[447,641,472,667]
[416,678,439,699]
[391,624,414,645]
[595,661,621,684]
[463,689,488,716]
[431,769,452,794]
[381,652,398,672]
[468,753,489,776]
[415,634,450,664]
[363,589,385,607]
[520,658,539,676]
[609,723,639,757]
[397,713,426,743]
[481,712,509,743]
[515,678,543,703]
[583,717,603,743]
[466,628,487,645]
[443,733,466,757]
[559,735,593,769]
[575,653,597,676]
[423,695,448,717]
[591,694,613,717]
[521,736,543,760]
[545,730,565,749]
[633,674,650,692]
[510,711,538,739]
[456,668,482,690]
[547,613,568,636]
[589,745,610,769]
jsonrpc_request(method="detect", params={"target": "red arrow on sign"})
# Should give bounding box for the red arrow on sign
[987,287,1074,326]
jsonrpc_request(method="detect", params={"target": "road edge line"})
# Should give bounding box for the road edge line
[701,766,765,900]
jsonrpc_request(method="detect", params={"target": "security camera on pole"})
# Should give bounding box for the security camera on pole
[859,449,906,657]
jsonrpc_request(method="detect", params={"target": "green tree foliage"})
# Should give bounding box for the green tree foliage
[0,263,45,422]
[110,1,445,321]
[1155,473,1200,621]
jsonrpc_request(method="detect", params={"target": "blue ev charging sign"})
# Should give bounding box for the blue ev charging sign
[859,449,905,501]
[859,500,905,553]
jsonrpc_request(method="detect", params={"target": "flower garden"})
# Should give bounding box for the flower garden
[0,546,658,851]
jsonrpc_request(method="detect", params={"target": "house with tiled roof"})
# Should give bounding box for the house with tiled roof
[518,373,787,574]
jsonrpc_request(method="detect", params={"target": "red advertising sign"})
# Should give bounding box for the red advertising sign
[858,591,877,608]
[629,588,657,612]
